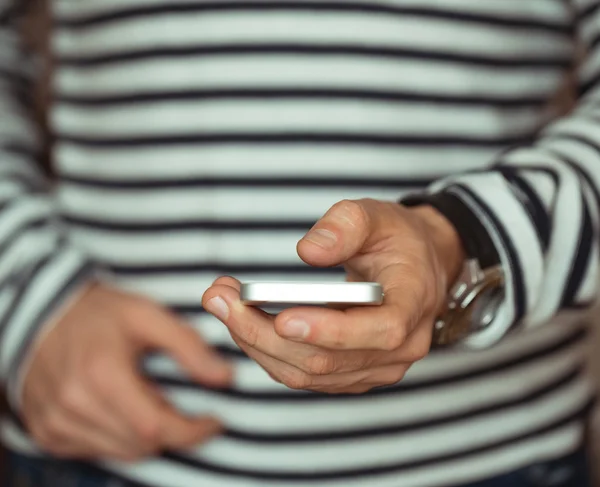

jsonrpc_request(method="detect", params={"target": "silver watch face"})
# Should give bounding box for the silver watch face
[432,261,504,347]
[470,286,505,331]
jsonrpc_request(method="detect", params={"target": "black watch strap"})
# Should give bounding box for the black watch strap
[401,191,500,268]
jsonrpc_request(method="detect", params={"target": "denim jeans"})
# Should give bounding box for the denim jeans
[4,448,593,487]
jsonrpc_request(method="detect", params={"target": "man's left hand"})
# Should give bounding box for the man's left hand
[203,199,465,394]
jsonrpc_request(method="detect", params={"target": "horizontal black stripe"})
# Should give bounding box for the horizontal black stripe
[223,365,583,443]
[4,413,589,487]
[0,66,31,91]
[56,88,549,109]
[111,263,343,276]
[171,304,213,316]
[1,142,40,161]
[118,448,593,487]
[57,132,527,149]
[162,399,593,480]
[65,215,314,232]
[0,0,37,25]
[58,44,571,69]
[213,344,248,360]
[61,175,432,190]
[0,172,46,195]
[55,1,572,34]
[149,325,587,400]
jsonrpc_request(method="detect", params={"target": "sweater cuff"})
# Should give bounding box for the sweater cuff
[2,247,103,412]
[402,174,542,348]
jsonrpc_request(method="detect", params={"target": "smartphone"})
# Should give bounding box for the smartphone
[240,281,384,307]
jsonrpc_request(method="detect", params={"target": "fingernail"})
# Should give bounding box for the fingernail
[206,296,229,321]
[304,229,337,249]
[281,319,310,340]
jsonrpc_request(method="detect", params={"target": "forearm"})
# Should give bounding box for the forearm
[0,0,99,409]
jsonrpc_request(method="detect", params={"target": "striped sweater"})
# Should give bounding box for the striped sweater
[0,1,599,486]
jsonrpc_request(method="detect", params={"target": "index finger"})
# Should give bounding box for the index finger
[274,287,420,351]
[127,305,233,387]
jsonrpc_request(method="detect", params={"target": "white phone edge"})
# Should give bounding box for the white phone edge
[240,281,384,306]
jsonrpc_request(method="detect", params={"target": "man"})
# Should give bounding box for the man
[0,0,598,486]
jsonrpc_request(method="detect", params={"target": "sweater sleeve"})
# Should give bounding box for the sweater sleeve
[0,1,99,408]
[419,0,600,348]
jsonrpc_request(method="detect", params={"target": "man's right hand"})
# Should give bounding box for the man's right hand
[21,284,232,462]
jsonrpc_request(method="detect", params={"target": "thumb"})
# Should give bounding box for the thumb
[127,305,233,387]
[297,199,375,267]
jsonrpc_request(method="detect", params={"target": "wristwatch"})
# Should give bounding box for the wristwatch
[401,191,506,347]
[432,258,504,346]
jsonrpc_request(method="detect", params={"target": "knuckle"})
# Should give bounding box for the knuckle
[379,365,408,386]
[413,242,431,261]
[57,381,88,415]
[389,368,407,385]
[41,409,67,440]
[390,367,408,385]
[279,368,312,390]
[239,323,260,348]
[381,321,407,351]
[413,276,429,301]
[328,324,347,349]
[334,199,369,228]
[122,297,155,323]
[419,283,435,314]
[135,414,161,444]
[407,343,430,362]
[304,352,337,376]
[265,368,283,384]
[85,357,115,393]
[404,334,432,363]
